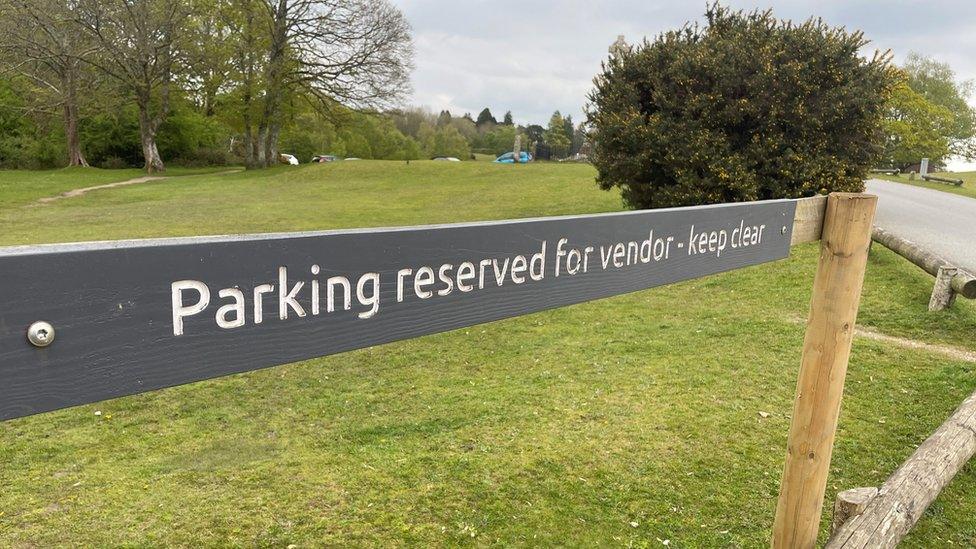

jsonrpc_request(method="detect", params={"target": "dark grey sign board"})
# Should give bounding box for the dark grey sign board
[0,199,797,420]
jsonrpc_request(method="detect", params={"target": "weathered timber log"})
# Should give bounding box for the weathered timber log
[872,227,976,299]
[831,487,878,535]
[929,266,958,311]
[921,174,963,186]
[826,389,976,548]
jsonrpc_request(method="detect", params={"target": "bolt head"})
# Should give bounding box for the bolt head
[27,321,55,348]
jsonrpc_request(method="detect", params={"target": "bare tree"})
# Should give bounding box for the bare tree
[248,0,413,167]
[74,0,190,173]
[0,0,95,167]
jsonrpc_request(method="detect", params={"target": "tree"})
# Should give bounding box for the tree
[419,123,470,159]
[902,53,976,160]
[562,114,574,145]
[436,109,452,127]
[476,107,497,128]
[390,106,436,139]
[587,4,898,209]
[525,124,544,145]
[502,110,513,125]
[544,111,570,158]
[76,0,190,173]
[882,83,954,168]
[184,0,235,117]
[0,0,96,166]
[482,124,518,155]
[245,0,412,167]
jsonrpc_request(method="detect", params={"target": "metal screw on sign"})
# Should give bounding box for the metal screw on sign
[781,226,787,235]
[27,321,55,348]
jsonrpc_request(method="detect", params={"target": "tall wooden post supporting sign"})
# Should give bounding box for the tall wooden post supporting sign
[772,193,878,548]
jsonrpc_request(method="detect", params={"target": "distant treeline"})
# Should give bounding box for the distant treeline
[0,85,584,168]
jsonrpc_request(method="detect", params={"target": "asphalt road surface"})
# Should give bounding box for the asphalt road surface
[865,178,976,273]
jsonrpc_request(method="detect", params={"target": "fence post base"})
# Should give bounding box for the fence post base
[928,266,958,311]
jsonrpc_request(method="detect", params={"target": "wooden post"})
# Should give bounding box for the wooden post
[772,193,877,548]
[928,266,958,311]
[830,487,877,534]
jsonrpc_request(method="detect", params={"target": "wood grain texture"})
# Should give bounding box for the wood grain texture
[772,193,877,549]
[790,195,828,246]
[826,389,976,548]
[831,487,878,535]
[0,199,798,421]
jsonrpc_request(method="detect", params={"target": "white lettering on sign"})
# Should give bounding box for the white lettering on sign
[169,219,777,336]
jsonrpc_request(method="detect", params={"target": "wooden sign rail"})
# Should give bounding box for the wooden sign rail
[0,192,875,549]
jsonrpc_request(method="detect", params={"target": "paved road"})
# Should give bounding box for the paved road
[865,178,976,273]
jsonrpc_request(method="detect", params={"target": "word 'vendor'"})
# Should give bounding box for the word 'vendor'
[171,220,768,336]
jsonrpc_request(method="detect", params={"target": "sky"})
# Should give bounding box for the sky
[392,0,976,169]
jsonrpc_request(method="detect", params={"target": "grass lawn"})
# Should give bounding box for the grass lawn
[1,161,975,546]
[876,171,976,200]
[0,166,236,209]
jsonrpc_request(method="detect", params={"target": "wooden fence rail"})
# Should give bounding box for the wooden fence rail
[871,227,976,310]
[826,388,976,548]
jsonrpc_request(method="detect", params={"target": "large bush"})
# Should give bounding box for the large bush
[587,5,899,209]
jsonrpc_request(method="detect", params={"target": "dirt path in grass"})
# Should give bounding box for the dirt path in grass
[788,316,976,363]
[854,325,976,363]
[36,169,243,204]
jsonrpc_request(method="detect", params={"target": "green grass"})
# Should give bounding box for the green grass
[0,161,619,246]
[0,166,238,209]
[1,161,974,546]
[876,171,976,200]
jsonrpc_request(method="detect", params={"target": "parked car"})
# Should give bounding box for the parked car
[493,151,532,164]
[344,157,361,161]
[278,153,299,165]
[311,155,337,163]
[432,156,461,162]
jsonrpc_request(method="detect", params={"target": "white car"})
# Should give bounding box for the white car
[279,153,299,165]
[432,157,461,162]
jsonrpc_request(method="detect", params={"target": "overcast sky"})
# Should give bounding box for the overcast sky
[392,0,976,127]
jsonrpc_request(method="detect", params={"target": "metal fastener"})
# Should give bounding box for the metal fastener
[27,321,55,348]
[781,226,788,235]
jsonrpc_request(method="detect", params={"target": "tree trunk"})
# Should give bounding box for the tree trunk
[137,100,165,173]
[140,129,165,174]
[266,121,281,166]
[61,70,88,167]
[256,125,268,167]
[256,0,288,168]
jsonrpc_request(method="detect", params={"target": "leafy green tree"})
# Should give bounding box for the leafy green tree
[482,125,518,155]
[419,123,470,159]
[902,53,976,160]
[882,83,954,168]
[436,110,452,127]
[562,114,574,145]
[0,0,98,167]
[544,111,570,158]
[587,4,898,209]
[476,107,497,128]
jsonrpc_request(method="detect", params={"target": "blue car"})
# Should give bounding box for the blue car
[493,151,532,164]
